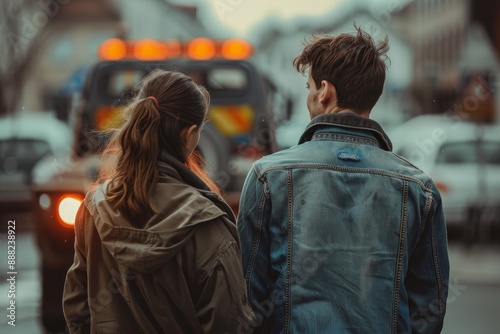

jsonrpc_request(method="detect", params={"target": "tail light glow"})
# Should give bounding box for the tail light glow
[435,181,449,194]
[57,195,84,228]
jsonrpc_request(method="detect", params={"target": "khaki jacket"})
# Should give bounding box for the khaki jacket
[63,153,257,333]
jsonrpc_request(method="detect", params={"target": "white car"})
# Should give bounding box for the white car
[0,111,71,214]
[388,115,500,230]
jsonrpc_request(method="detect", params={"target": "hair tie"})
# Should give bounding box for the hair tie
[147,96,159,109]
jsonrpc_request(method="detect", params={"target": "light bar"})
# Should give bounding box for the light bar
[98,38,253,61]
[98,38,127,60]
[221,38,253,60]
[186,38,216,60]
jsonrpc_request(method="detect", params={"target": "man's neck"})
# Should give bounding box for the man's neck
[325,106,370,118]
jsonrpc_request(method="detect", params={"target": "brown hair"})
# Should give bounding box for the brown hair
[293,25,389,112]
[100,69,220,222]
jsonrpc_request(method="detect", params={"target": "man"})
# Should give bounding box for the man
[237,26,450,333]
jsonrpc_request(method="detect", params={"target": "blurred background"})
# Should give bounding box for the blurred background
[0,0,499,333]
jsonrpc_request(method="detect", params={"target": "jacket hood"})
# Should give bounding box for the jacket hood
[87,153,231,274]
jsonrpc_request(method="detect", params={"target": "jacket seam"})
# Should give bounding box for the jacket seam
[258,163,427,189]
[392,180,408,334]
[417,182,434,245]
[393,152,425,171]
[311,132,379,147]
[430,198,445,321]
[285,170,293,333]
[244,179,267,296]
[253,162,264,180]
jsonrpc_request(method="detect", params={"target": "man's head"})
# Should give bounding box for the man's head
[294,25,389,118]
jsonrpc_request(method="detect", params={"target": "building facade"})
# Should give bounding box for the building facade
[392,0,499,122]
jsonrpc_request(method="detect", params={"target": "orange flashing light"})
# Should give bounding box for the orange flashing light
[98,38,127,60]
[186,38,216,60]
[98,38,253,61]
[221,38,253,60]
[134,39,182,60]
[134,39,168,60]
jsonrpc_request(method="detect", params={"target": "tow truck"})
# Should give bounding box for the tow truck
[31,37,285,332]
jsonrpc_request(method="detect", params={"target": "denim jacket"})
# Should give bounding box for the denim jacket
[237,113,450,334]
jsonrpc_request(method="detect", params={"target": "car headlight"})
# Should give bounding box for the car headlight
[57,195,83,228]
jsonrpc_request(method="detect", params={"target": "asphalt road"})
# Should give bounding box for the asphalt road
[0,226,499,333]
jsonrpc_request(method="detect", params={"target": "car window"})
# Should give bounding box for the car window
[206,68,247,94]
[105,70,144,100]
[0,139,51,173]
[436,141,500,164]
[483,141,500,165]
[98,66,250,102]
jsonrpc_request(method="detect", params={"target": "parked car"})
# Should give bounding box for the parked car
[388,115,500,233]
[0,111,71,218]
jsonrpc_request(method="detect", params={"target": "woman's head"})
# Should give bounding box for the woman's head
[103,69,219,222]
[136,69,210,161]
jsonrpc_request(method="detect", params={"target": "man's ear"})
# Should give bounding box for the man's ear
[319,80,337,106]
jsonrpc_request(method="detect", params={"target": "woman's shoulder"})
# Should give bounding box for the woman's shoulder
[188,215,240,273]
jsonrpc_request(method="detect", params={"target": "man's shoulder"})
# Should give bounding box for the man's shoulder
[380,151,438,191]
[253,144,308,174]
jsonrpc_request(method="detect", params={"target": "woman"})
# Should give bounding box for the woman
[63,69,256,333]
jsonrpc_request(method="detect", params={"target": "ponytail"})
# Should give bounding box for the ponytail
[105,97,160,222]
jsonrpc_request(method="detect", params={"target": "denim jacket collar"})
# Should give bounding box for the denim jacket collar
[298,112,393,151]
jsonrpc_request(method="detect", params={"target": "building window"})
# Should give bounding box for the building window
[51,35,73,65]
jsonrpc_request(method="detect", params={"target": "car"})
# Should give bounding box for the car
[0,111,71,222]
[30,37,287,332]
[388,114,500,236]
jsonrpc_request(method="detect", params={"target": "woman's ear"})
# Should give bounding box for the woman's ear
[181,124,200,155]
[181,124,198,143]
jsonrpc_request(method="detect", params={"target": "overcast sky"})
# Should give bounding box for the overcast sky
[203,0,342,35]
[185,0,412,39]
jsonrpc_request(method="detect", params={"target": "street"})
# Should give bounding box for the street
[0,226,499,333]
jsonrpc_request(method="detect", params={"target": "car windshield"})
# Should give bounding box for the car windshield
[436,141,500,165]
[0,138,52,174]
